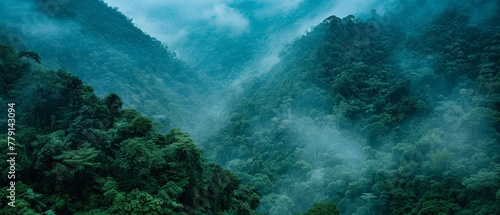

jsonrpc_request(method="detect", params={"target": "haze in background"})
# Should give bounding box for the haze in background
[103,0,379,50]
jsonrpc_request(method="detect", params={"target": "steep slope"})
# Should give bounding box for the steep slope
[169,0,326,80]
[0,0,208,133]
[0,43,260,214]
[160,0,346,146]
[204,0,500,214]
[2,0,499,214]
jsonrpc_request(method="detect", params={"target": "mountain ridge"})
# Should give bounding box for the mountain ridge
[1,0,499,214]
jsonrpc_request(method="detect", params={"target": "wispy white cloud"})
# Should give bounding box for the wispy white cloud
[103,0,381,49]
[203,4,249,33]
[253,0,304,16]
[104,0,250,44]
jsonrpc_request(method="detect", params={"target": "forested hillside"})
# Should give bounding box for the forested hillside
[202,0,500,214]
[0,0,208,133]
[1,0,500,214]
[174,0,334,82]
[0,43,260,214]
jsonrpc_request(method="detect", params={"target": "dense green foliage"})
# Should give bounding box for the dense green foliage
[1,0,500,214]
[0,44,30,94]
[202,0,500,214]
[302,202,340,215]
[0,0,209,132]
[0,44,260,214]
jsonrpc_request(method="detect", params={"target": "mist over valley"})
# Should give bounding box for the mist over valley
[1,0,499,214]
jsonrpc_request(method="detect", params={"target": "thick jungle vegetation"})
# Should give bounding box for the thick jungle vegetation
[202,0,500,214]
[0,43,260,214]
[0,0,209,133]
[1,0,500,214]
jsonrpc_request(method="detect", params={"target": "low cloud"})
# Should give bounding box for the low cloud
[104,0,250,44]
[253,0,304,16]
[204,4,249,33]
[103,0,382,47]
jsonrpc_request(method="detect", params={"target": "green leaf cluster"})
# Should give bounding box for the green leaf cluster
[0,43,260,215]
